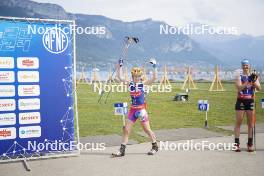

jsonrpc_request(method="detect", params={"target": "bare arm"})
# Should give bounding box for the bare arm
[116,64,130,85]
[143,68,157,85]
[235,75,261,92]
[235,75,247,92]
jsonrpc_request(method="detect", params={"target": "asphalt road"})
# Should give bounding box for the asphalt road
[0,133,263,176]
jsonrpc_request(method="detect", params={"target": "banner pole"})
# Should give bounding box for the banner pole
[22,159,31,172]
[204,111,208,128]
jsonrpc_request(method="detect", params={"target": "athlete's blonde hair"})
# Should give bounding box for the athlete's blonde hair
[131,67,143,77]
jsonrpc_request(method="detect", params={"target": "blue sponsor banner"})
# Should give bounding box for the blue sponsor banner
[0,18,75,159]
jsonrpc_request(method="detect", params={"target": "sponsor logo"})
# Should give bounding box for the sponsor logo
[19,126,41,138]
[17,57,39,69]
[18,98,40,110]
[43,27,68,54]
[17,71,39,83]
[18,85,40,97]
[0,113,16,126]
[0,127,16,140]
[0,85,15,97]
[0,57,14,69]
[19,112,41,124]
[0,99,16,111]
[0,71,15,83]
[23,60,34,66]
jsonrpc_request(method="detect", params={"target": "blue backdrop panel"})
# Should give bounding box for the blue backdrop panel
[0,19,75,158]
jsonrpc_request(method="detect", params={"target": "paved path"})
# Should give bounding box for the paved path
[137,128,224,141]
[217,123,264,133]
[1,133,263,176]
[80,134,138,147]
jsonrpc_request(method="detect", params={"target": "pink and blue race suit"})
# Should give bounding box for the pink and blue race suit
[237,74,254,99]
[235,74,255,111]
[127,82,149,123]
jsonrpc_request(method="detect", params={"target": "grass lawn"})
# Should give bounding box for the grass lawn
[76,82,264,142]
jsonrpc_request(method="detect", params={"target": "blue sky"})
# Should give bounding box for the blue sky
[32,0,264,36]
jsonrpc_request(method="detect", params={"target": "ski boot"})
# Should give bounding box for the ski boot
[112,144,126,157]
[147,142,158,155]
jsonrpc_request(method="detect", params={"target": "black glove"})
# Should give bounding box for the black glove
[132,37,139,43]
[249,72,258,83]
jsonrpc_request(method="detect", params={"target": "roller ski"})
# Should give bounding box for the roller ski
[112,144,126,157]
[147,142,159,155]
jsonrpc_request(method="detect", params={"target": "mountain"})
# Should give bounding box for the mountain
[189,23,264,69]
[0,0,225,70]
[75,16,223,67]
[0,0,69,19]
